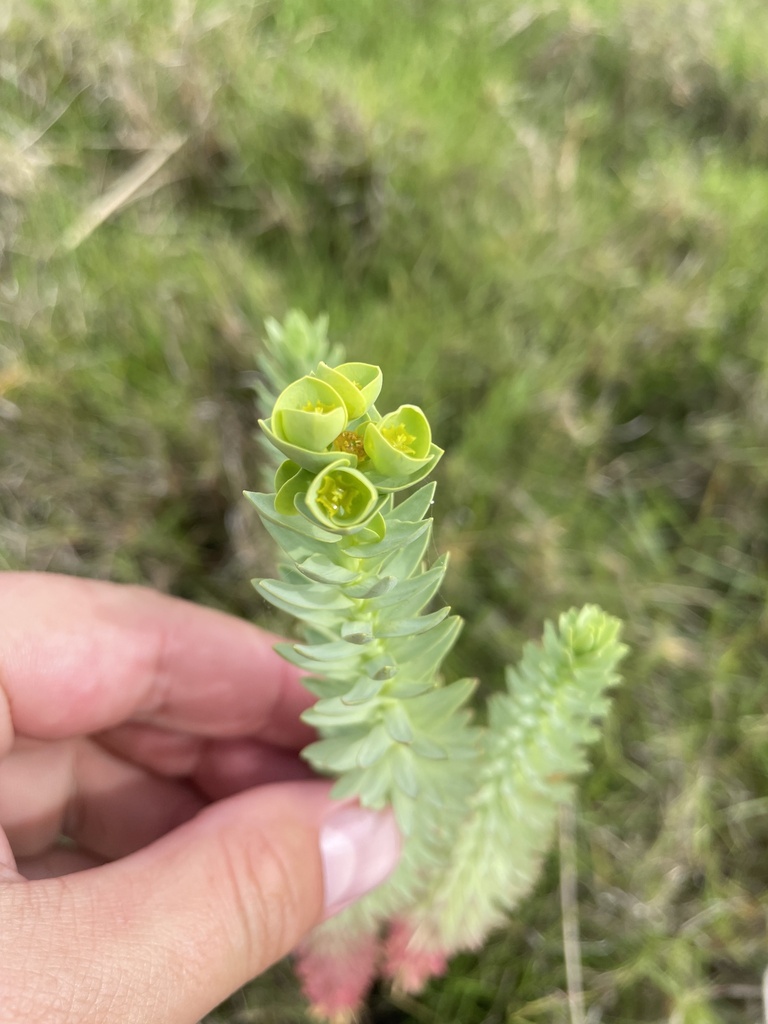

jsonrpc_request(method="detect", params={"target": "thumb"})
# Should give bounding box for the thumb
[0,781,400,1024]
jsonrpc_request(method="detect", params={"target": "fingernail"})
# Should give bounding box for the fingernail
[320,805,401,919]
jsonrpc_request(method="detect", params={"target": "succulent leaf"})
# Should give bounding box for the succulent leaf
[340,518,431,559]
[374,606,451,639]
[296,555,362,586]
[363,445,445,492]
[387,481,436,522]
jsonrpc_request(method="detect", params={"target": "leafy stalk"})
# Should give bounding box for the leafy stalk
[400,606,627,956]
[248,312,628,1021]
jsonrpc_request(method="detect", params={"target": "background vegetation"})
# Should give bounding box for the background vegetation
[2,0,768,1020]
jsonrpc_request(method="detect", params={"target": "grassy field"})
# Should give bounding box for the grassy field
[3,0,768,1020]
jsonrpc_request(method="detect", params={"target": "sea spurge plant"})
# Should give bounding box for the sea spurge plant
[249,312,627,1022]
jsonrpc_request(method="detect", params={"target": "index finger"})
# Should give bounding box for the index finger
[0,573,314,756]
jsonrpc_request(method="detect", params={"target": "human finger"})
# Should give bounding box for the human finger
[16,846,105,879]
[0,737,204,860]
[94,723,316,795]
[0,573,314,754]
[192,737,317,799]
[0,782,401,1024]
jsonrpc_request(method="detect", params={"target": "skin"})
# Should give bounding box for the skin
[0,573,340,1024]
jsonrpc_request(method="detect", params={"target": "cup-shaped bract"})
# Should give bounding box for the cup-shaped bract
[305,461,380,531]
[364,405,433,479]
[275,377,347,449]
[260,376,350,471]
[274,460,314,516]
[316,362,383,420]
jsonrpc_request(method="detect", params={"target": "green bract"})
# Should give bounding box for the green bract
[315,362,383,420]
[364,404,433,478]
[260,376,349,471]
[274,460,314,516]
[305,461,380,531]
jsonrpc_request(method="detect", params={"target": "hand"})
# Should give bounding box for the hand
[0,573,400,1024]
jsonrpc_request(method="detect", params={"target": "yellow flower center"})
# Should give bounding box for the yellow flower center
[316,475,357,519]
[333,430,368,459]
[302,400,337,414]
[381,422,416,455]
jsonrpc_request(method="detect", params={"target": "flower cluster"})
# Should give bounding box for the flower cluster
[259,362,443,533]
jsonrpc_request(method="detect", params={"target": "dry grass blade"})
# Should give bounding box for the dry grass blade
[59,135,186,252]
[559,802,585,1024]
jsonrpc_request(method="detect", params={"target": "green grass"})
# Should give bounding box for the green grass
[3,0,768,1020]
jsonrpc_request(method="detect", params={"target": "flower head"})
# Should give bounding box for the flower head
[259,362,443,506]
[305,461,380,531]
[260,376,354,472]
[364,405,434,479]
[259,364,384,473]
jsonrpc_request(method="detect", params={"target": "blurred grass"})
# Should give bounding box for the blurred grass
[3,0,768,1020]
